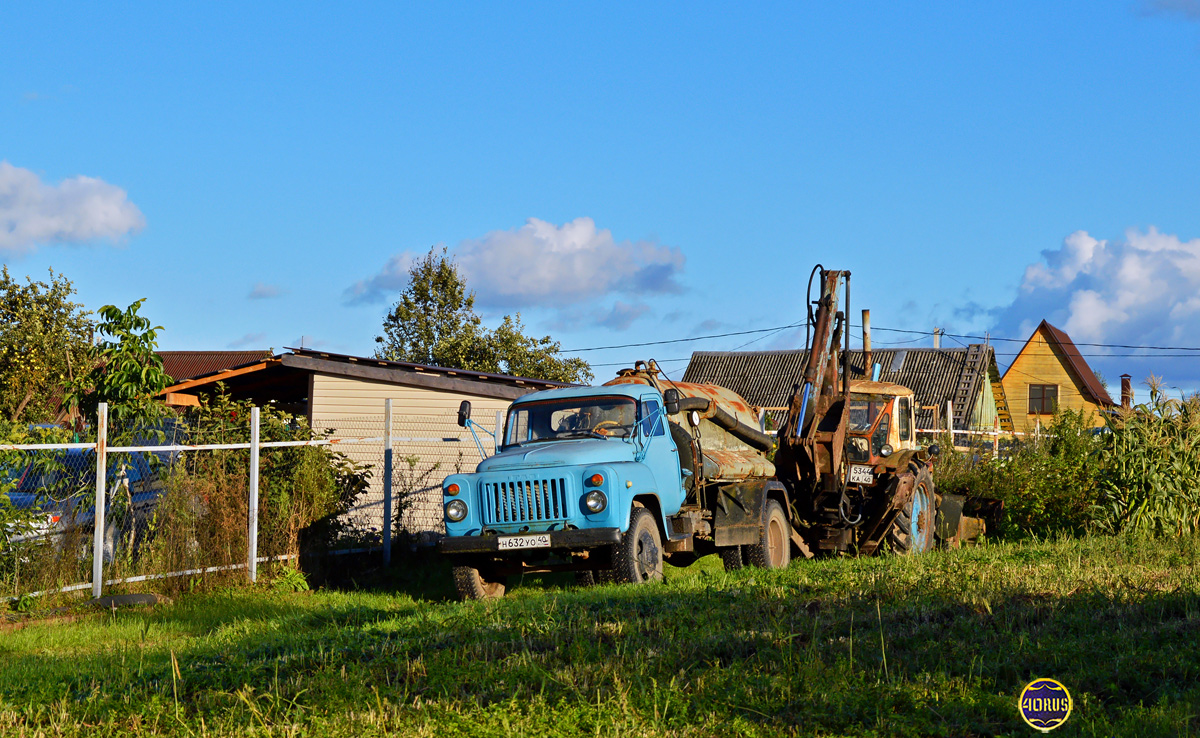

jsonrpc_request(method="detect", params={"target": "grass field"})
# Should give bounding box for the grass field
[1,534,1198,737]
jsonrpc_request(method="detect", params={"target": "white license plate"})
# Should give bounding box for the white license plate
[848,465,874,485]
[497,534,551,550]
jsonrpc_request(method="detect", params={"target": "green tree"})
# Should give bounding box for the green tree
[0,267,94,423]
[375,247,592,383]
[67,299,172,431]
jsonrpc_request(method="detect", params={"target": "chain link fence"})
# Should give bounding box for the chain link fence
[3,400,486,605]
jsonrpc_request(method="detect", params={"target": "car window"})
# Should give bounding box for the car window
[640,400,664,437]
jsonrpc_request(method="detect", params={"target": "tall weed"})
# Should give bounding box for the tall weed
[1095,378,1200,536]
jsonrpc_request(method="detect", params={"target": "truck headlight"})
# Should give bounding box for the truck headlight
[584,490,607,513]
[445,499,468,522]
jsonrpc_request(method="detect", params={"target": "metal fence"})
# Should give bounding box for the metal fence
[2,400,492,604]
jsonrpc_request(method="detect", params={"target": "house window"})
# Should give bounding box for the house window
[1028,384,1058,414]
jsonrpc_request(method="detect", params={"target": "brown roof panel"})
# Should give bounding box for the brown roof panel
[158,350,273,382]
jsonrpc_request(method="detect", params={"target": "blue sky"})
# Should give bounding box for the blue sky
[4,1,1200,394]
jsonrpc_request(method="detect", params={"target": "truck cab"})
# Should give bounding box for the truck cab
[439,383,686,598]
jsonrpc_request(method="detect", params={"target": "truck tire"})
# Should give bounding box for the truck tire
[887,467,936,555]
[452,565,506,600]
[719,546,745,571]
[746,499,791,569]
[612,507,664,584]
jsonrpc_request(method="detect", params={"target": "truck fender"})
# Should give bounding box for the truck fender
[711,479,788,547]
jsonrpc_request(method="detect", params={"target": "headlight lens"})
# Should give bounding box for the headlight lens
[879,444,894,458]
[445,499,468,522]
[445,483,460,496]
[585,490,607,513]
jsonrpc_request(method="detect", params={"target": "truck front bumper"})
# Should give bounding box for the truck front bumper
[438,527,622,555]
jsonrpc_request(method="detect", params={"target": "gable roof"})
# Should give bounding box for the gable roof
[1004,320,1115,406]
[159,350,272,382]
[683,345,1000,430]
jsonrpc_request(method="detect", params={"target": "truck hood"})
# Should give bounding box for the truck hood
[478,438,636,472]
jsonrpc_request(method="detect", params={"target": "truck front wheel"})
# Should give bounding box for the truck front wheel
[746,499,791,569]
[612,507,664,584]
[452,565,506,600]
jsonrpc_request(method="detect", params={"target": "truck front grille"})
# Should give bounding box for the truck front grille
[482,478,570,524]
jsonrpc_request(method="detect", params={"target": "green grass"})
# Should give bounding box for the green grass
[2,535,1198,737]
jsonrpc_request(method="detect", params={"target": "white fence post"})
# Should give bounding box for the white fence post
[92,403,108,599]
[248,406,260,583]
[383,398,393,566]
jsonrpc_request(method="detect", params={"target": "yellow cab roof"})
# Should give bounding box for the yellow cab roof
[849,380,914,398]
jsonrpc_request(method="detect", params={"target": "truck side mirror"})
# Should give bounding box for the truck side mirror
[663,389,680,415]
[457,400,472,428]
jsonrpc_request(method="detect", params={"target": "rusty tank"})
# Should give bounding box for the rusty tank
[604,360,775,480]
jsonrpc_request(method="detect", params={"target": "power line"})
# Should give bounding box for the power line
[565,321,1200,354]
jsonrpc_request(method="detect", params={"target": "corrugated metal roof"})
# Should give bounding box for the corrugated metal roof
[683,346,1000,430]
[159,350,272,382]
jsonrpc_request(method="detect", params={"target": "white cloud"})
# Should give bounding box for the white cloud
[228,332,267,349]
[346,217,685,309]
[993,227,1200,382]
[0,161,145,254]
[248,283,284,300]
[1142,0,1200,20]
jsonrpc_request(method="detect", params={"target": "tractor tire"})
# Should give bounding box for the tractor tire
[887,467,936,555]
[611,507,664,584]
[746,499,792,569]
[719,546,746,571]
[452,565,506,600]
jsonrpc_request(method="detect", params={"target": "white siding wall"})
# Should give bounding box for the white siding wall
[309,374,514,540]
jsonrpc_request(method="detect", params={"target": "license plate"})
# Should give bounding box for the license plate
[497,534,551,550]
[848,465,874,485]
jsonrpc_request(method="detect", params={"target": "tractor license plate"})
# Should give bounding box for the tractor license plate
[497,534,551,551]
[849,465,874,485]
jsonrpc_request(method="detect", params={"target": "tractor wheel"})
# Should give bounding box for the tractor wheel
[887,467,936,554]
[452,565,506,600]
[719,546,746,571]
[746,499,792,569]
[611,507,664,584]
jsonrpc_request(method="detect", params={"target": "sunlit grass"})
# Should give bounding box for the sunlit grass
[2,534,1198,736]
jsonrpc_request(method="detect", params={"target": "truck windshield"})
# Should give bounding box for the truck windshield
[504,396,638,447]
[848,394,892,433]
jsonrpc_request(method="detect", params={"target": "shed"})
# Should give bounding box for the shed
[1000,320,1115,432]
[159,350,272,382]
[158,348,569,536]
[682,345,1012,433]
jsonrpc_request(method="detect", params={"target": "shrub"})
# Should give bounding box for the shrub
[934,409,1104,538]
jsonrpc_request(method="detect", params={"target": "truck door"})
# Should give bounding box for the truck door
[639,395,686,513]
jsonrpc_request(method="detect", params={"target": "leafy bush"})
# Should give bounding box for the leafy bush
[1095,379,1200,536]
[141,388,369,591]
[934,409,1104,538]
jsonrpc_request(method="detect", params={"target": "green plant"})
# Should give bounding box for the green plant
[65,298,172,437]
[272,566,310,593]
[12,593,35,613]
[1095,377,1200,536]
[935,410,1104,538]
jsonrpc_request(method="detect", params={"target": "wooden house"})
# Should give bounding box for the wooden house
[999,320,1115,431]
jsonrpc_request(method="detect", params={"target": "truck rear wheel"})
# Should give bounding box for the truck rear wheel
[719,546,745,571]
[746,499,791,569]
[452,565,506,600]
[612,507,664,584]
[888,467,936,555]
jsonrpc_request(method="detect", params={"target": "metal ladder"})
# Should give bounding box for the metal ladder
[951,344,988,429]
